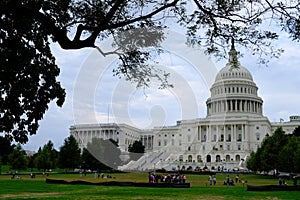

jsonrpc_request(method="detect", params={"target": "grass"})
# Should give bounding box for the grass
[0,173,299,199]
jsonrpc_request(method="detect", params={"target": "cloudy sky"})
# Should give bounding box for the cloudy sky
[22,28,300,151]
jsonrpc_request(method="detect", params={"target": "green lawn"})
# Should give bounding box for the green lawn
[0,173,299,199]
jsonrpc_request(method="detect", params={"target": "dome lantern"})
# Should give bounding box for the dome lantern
[228,38,239,69]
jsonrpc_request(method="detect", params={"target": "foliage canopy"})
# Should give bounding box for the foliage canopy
[1,0,300,143]
[57,135,81,171]
[247,126,300,173]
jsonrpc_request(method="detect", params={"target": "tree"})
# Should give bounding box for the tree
[278,136,300,173]
[294,145,300,172]
[259,127,289,172]
[81,148,110,171]
[27,152,37,172]
[2,1,300,143]
[293,126,300,137]
[35,141,58,172]
[86,138,121,169]
[246,151,259,173]
[57,135,81,172]
[246,126,297,173]
[128,140,145,161]
[7,144,28,171]
[0,136,14,165]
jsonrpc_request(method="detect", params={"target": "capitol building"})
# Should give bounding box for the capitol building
[70,46,300,171]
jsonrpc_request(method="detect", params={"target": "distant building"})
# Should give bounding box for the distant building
[25,150,36,157]
[70,47,300,171]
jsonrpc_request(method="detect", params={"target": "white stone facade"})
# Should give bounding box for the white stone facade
[70,48,300,171]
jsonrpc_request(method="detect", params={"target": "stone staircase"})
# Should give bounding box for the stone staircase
[118,150,171,171]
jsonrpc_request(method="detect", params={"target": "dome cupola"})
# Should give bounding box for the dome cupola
[206,41,263,117]
[215,40,253,82]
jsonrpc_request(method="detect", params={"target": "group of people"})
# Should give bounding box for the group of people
[148,172,186,184]
[208,175,217,185]
[209,174,245,186]
[223,175,235,186]
[223,174,246,186]
[278,177,287,186]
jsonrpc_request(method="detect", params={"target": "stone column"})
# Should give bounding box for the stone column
[207,125,210,141]
[200,125,202,142]
[240,100,243,111]
[233,124,236,140]
[216,125,219,141]
[235,100,238,111]
[151,135,154,149]
[207,104,210,115]
[244,124,247,141]
[231,124,233,141]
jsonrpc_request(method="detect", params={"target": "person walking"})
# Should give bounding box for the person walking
[213,176,217,186]
[209,175,213,185]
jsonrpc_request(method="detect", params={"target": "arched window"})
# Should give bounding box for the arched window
[226,155,230,162]
[188,155,193,162]
[216,155,221,162]
[236,155,241,162]
[206,155,211,163]
[197,155,202,163]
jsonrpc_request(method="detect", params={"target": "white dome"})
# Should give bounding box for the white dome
[215,65,253,82]
[206,47,263,117]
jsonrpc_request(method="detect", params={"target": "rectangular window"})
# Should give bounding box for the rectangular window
[237,134,242,141]
[213,135,217,142]
[227,145,230,150]
[238,144,241,150]
[179,155,183,162]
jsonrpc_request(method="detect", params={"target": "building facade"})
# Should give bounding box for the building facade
[70,47,300,171]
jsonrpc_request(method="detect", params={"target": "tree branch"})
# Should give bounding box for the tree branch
[105,0,126,22]
[42,0,179,49]
[106,0,180,30]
